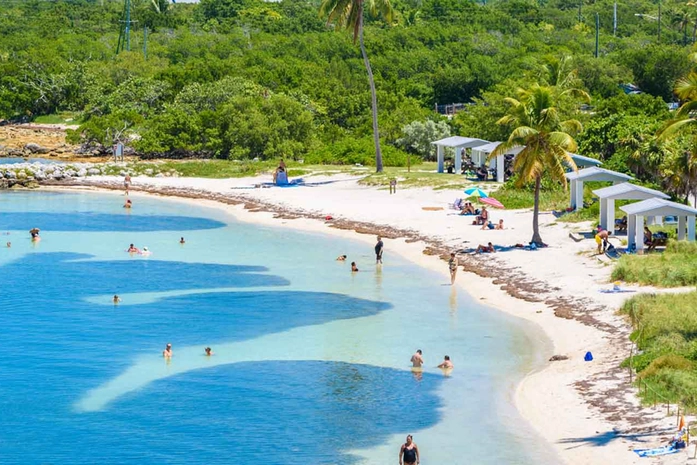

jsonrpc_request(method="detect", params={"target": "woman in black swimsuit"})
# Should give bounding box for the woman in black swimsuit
[399,434,419,465]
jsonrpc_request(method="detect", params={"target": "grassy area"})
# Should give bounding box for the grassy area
[620,292,697,407]
[33,112,82,125]
[612,241,697,287]
[492,187,568,210]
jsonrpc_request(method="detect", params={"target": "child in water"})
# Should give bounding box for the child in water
[351,262,359,272]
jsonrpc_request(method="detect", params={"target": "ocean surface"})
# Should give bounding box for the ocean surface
[0,190,557,464]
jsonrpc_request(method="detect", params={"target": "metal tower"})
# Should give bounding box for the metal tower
[116,0,137,54]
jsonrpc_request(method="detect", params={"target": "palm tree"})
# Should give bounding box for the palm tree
[320,0,393,172]
[489,85,582,246]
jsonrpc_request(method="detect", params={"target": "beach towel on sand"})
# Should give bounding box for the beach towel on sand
[633,445,678,457]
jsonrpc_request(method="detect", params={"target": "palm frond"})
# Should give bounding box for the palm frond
[658,117,697,140]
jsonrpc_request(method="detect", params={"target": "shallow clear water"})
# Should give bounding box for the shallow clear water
[0,190,557,464]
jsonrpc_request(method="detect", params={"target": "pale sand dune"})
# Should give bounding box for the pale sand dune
[61,173,692,464]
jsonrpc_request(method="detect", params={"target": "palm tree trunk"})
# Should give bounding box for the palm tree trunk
[531,175,543,245]
[358,10,383,173]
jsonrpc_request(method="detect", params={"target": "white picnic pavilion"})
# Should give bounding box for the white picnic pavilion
[592,183,669,231]
[620,198,697,252]
[431,136,489,173]
[470,142,523,182]
[565,167,633,211]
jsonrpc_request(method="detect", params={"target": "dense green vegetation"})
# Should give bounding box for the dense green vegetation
[612,240,697,286]
[621,288,697,407]
[1,0,696,183]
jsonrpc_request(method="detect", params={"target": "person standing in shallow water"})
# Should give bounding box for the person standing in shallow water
[410,349,423,368]
[375,236,384,264]
[163,343,172,358]
[448,252,458,285]
[399,435,420,465]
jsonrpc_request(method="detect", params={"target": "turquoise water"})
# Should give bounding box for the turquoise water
[0,190,557,464]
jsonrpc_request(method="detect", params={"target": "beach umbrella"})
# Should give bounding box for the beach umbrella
[464,187,488,198]
[480,197,504,209]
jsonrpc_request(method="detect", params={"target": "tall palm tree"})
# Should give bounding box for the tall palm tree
[320,0,393,172]
[489,85,582,246]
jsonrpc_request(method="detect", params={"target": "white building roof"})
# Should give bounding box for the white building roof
[565,166,633,182]
[570,153,602,167]
[592,183,669,201]
[431,136,489,148]
[620,198,697,217]
[472,141,524,155]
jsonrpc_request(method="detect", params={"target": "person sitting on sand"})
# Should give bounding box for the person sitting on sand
[113,295,121,304]
[163,343,172,358]
[495,219,504,230]
[351,261,359,272]
[437,355,453,369]
[474,206,488,225]
[127,243,140,253]
[205,347,214,356]
[336,255,347,261]
[180,237,185,244]
[476,242,495,254]
[459,201,474,215]
[124,199,132,209]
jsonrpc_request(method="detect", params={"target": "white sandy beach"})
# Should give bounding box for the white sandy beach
[56,171,693,464]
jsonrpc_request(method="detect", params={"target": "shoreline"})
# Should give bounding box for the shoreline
[37,178,687,464]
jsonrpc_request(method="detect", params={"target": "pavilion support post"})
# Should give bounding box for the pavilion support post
[496,154,504,182]
[636,215,645,253]
[688,216,696,242]
[454,146,462,174]
[678,216,687,241]
[574,181,584,211]
[570,180,577,209]
[599,198,608,230]
[627,214,637,251]
[607,198,616,232]
[437,145,444,173]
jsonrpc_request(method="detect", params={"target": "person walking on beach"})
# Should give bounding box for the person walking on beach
[399,435,420,465]
[375,236,384,264]
[163,343,172,358]
[448,252,458,285]
[410,350,423,368]
[124,174,131,195]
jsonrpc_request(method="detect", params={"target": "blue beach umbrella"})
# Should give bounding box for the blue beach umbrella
[464,187,488,198]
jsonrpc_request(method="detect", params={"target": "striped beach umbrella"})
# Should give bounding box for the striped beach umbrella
[464,187,488,198]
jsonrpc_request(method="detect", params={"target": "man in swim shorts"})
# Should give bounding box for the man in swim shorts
[375,236,384,264]
[410,350,423,368]
[399,435,420,465]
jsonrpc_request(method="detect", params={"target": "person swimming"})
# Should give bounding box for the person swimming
[127,243,140,253]
[204,347,213,356]
[180,237,185,244]
[163,343,172,358]
[123,199,132,209]
[113,295,121,304]
[29,228,40,241]
[6,242,10,248]
[336,255,347,261]
[351,261,359,272]
[437,355,453,369]
[140,246,151,256]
